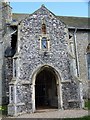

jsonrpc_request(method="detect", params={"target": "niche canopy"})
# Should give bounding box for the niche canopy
[39,17,50,51]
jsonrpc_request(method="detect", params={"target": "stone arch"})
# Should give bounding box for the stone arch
[31,64,63,112]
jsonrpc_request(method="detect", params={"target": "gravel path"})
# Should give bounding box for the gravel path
[12,109,88,118]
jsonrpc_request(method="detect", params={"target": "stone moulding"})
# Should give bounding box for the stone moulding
[16,103,25,106]
[61,80,71,83]
[68,99,80,102]
[9,78,16,85]
[68,52,75,59]
[19,80,31,85]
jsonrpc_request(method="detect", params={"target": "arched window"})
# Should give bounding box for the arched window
[86,43,90,80]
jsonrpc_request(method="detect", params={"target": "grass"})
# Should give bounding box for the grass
[0,105,7,116]
[85,99,90,110]
[63,116,90,120]
[63,100,90,120]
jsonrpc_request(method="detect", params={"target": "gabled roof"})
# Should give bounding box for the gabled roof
[57,16,89,29]
[12,5,89,29]
[12,13,29,22]
[12,5,66,26]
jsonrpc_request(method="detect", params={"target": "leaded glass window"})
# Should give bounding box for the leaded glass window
[41,37,48,49]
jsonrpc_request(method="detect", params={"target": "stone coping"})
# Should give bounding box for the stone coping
[61,80,71,83]
[68,52,75,59]
[13,52,19,58]
[8,103,25,106]
[19,80,30,85]
[68,99,80,102]
[9,79,16,85]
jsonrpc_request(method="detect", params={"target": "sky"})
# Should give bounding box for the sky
[10,1,89,17]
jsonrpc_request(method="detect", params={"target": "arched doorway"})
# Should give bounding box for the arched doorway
[31,65,62,112]
[35,65,60,110]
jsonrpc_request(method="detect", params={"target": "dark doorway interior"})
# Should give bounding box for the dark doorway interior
[35,67,58,109]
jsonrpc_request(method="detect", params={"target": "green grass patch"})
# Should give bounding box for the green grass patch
[0,105,7,116]
[85,100,90,110]
[63,115,90,120]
